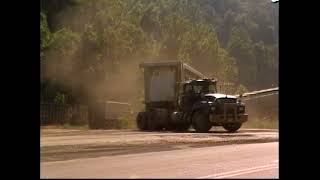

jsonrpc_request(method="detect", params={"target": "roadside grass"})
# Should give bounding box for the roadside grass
[242,117,278,129]
[40,116,136,130]
[41,116,278,130]
[116,116,137,129]
[41,123,89,130]
[41,119,278,130]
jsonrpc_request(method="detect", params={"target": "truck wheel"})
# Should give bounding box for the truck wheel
[147,111,160,131]
[223,123,242,133]
[174,113,191,132]
[136,112,148,131]
[192,111,212,133]
[165,123,176,131]
[175,123,190,132]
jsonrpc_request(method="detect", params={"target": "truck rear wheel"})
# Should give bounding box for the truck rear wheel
[175,123,190,132]
[136,112,148,131]
[192,111,212,133]
[165,123,176,131]
[147,111,161,131]
[223,123,242,133]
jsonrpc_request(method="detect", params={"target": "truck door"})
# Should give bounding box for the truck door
[180,83,195,111]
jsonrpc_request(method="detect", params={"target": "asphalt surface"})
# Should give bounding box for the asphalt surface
[41,128,278,147]
[41,128,278,162]
[41,142,278,178]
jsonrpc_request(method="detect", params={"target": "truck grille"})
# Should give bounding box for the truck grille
[217,98,236,104]
[215,102,237,114]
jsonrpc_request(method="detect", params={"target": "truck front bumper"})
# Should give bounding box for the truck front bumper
[209,114,248,123]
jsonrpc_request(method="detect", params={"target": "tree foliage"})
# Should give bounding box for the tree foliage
[40,0,278,104]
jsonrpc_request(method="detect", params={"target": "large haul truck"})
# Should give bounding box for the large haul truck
[136,61,248,133]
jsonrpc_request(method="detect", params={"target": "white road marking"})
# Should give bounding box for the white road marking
[129,175,140,178]
[214,166,278,178]
[198,164,278,179]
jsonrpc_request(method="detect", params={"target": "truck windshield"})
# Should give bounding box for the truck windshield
[193,82,216,94]
[208,84,217,93]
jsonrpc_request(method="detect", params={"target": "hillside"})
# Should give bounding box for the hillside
[40,0,278,106]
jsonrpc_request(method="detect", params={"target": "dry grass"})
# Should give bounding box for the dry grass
[116,116,137,129]
[41,124,89,130]
[242,117,278,129]
[41,116,278,130]
[40,117,136,130]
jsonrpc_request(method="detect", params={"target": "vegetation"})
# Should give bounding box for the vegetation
[40,124,89,130]
[242,117,278,129]
[117,116,137,129]
[40,0,278,111]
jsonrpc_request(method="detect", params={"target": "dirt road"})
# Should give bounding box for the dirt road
[41,128,277,161]
[41,142,278,178]
[41,128,277,146]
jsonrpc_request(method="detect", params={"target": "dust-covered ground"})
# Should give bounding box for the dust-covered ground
[41,127,278,162]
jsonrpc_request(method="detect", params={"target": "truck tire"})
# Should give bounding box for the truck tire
[147,111,160,131]
[173,113,190,132]
[165,123,176,131]
[136,112,148,131]
[175,123,190,132]
[192,111,212,133]
[223,123,242,133]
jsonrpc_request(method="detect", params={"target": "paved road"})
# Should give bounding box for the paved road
[41,142,278,178]
[41,128,278,147]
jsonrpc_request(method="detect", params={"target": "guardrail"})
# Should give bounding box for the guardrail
[234,87,279,101]
[88,101,133,129]
[40,103,88,125]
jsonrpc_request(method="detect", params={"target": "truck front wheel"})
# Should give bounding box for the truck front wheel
[223,123,242,133]
[192,111,212,133]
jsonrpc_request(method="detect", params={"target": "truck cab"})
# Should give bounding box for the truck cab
[137,61,248,133]
[178,78,248,132]
[179,79,217,111]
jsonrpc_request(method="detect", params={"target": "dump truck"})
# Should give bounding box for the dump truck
[136,61,248,133]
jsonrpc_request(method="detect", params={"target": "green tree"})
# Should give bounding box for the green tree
[227,26,257,89]
[40,0,278,104]
[40,12,51,51]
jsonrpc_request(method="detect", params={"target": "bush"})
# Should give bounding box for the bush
[116,116,136,129]
[242,117,278,129]
[53,92,66,104]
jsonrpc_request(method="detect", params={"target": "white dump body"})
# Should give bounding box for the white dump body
[140,61,206,103]
[149,67,176,102]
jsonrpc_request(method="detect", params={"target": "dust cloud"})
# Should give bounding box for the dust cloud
[41,1,278,120]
